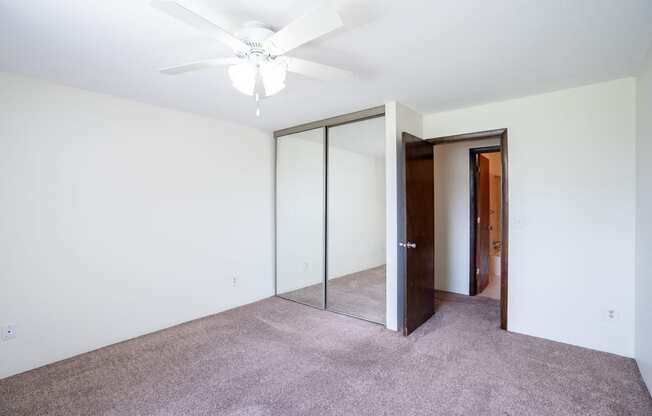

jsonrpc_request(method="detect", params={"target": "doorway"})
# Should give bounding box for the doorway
[402,129,509,335]
[469,146,502,300]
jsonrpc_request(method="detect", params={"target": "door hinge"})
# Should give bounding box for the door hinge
[477,217,481,224]
[476,268,480,275]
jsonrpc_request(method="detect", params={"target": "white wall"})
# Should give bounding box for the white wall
[423,79,637,357]
[385,102,423,331]
[635,55,652,388]
[0,72,275,378]
[434,139,500,294]
[328,118,386,279]
[276,129,325,293]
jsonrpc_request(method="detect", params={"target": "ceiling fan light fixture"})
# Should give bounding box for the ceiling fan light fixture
[153,1,351,115]
[260,60,287,97]
[228,62,257,96]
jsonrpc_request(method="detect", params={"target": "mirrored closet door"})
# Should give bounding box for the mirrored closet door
[275,112,386,325]
[326,117,386,323]
[276,127,325,308]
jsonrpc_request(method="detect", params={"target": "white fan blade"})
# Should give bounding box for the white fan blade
[151,1,247,52]
[160,58,241,75]
[265,6,343,55]
[286,57,352,81]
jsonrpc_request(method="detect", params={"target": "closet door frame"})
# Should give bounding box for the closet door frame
[274,106,385,317]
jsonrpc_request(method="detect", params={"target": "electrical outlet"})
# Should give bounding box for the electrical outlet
[608,310,615,319]
[232,276,237,287]
[1,324,16,341]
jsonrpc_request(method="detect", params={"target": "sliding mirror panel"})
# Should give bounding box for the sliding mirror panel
[276,127,325,308]
[327,116,386,323]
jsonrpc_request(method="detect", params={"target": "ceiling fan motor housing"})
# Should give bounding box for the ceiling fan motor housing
[236,21,276,57]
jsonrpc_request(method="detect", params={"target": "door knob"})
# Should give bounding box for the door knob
[406,242,416,248]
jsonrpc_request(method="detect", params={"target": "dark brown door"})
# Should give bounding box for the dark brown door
[402,132,434,336]
[475,154,491,293]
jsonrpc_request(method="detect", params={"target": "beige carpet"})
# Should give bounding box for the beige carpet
[279,265,386,323]
[1,293,650,416]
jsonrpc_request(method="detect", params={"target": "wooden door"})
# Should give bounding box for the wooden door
[402,132,435,336]
[475,154,491,293]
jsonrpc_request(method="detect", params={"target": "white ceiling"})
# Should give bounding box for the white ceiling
[1,0,651,132]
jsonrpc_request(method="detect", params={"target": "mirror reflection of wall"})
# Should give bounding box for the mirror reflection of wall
[327,116,386,323]
[276,127,325,308]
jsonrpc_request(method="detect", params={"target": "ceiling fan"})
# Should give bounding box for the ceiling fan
[151,1,353,115]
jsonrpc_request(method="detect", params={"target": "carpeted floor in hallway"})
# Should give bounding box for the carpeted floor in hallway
[1,292,650,416]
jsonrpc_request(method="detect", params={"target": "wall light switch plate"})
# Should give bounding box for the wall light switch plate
[1,324,17,341]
